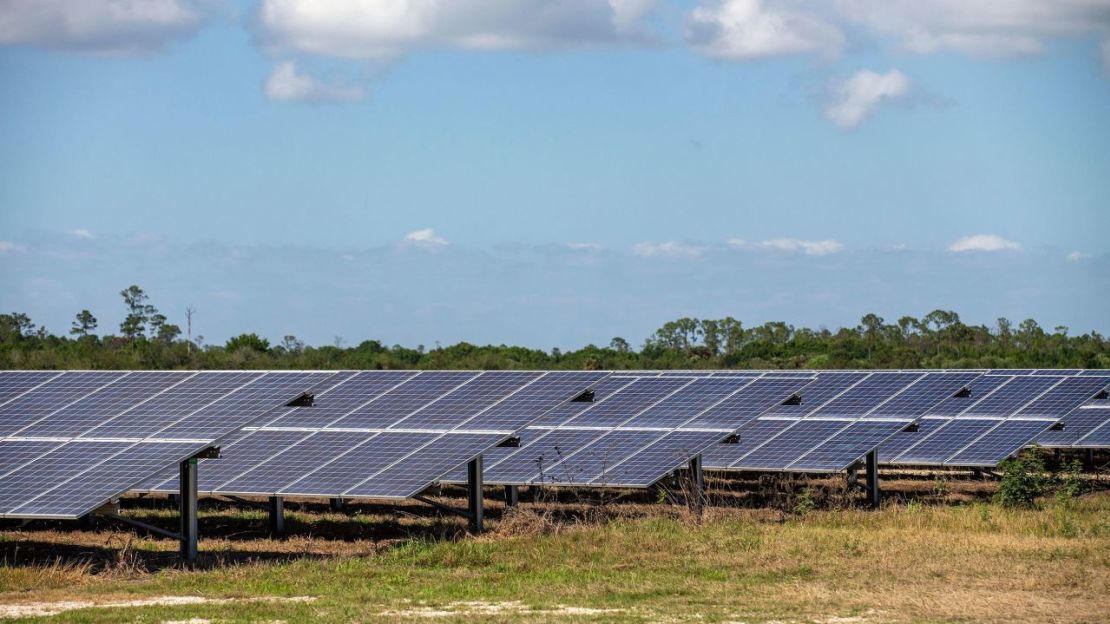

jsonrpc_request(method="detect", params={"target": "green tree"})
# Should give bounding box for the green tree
[119,285,150,340]
[226,333,270,353]
[70,310,98,337]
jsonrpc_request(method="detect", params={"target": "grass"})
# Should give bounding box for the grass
[0,477,1107,623]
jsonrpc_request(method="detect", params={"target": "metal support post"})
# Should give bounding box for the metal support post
[268,496,284,534]
[179,457,198,562]
[504,485,519,507]
[865,450,880,509]
[79,513,97,530]
[467,456,484,533]
[329,498,345,512]
[688,454,705,516]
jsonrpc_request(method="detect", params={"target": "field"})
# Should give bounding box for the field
[0,473,1108,623]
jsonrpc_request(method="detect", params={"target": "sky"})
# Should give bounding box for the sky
[0,0,1108,349]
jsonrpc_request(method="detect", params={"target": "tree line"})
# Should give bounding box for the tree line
[1,285,1107,371]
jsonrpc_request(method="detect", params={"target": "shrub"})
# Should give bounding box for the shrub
[995,454,1051,508]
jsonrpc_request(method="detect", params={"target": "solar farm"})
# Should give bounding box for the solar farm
[0,367,1108,622]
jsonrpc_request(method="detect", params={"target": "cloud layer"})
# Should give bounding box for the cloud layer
[825,69,912,129]
[948,234,1022,253]
[254,0,660,60]
[263,61,363,102]
[0,0,207,55]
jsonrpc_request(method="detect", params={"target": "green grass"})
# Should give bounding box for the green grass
[1,493,1108,623]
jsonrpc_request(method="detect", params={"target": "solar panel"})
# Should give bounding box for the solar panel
[704,371,954,473]
[470,374,811,488]
[139,370,608,500]
[885,372,1109,465]
[0,370,340,519]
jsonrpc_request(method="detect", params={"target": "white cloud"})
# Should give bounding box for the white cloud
[0,0,207,55]
[264,61,364,103]
[948,234,1022,253]
[0,241,25,254]
[825,69,911,129]
[567,242,604,252]
[835,0,1110,58]
[685,0,844,60]
[403,228,449,248]
[728,237,845,256]
[255,0,659,60]
[683,1,1110,67]
[69,228,95,239]
[1066,251,1091,262]
[632,241,706,258]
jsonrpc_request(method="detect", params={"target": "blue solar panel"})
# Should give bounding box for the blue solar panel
[261,371,417,429]
[962,376,1061,417]
[325,371,479,429]
[685,377,813,429]
[1015,377,1109,418]
[1075,419,1110,446]
[789,420,907,471]
[869,372,982,418]
[279,432,426,496]
[9,441,203,518]
[344,433,506,499]
[590,430,726,487]
[536,430,661,485]
[632,378,753,428]
[569,378,691,427]
[731,420,847,470]
[808,372,924,418]
[483,428,603,484]
[86,372,266,438]
[761,372,868,417]
[400,371,541,430]
[946,420,1054,466]
[877,418,949,462]
[924,374,1012,416]
[464,371,609,430]
[0,371,126,437]
[0,372,63,406]
[701,420,787,469]
[893,420,998,465]
[18,372,193,438]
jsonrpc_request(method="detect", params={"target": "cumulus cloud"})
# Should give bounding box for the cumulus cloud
[685,0,844,60]
[0,0,207,55]
[728,238,845,256]
[1066,251,1091,262]
[824,68,912,129]
[567,242,604,252]
[69,228,95,239]
[403,228,449,248]
[263,61,364,103]
[632,241,706,258]
[683,1,1110,67]
[0,241,25,254]
[948,234,1022,253]
[254,0,660,60]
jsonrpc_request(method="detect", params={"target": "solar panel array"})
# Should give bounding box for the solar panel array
[0,370,335,519]
[880,373,1110,465]
[441,373,814,487]
[703,371,983,472]
[138,371,609,499]
[0,367,1106,521]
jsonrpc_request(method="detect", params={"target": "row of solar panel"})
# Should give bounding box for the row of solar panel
[0,369,1106,520]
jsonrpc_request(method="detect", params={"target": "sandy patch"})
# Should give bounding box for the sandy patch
[0,595,315,619]
[380,600,626,618]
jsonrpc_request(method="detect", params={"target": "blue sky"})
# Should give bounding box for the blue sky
[1,1,1108,348]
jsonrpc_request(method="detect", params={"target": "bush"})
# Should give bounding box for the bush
[995,454,1051,508]
[1055,459,1087,502]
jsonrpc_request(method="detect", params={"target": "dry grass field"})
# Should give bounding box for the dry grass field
[0,471,1107,623]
